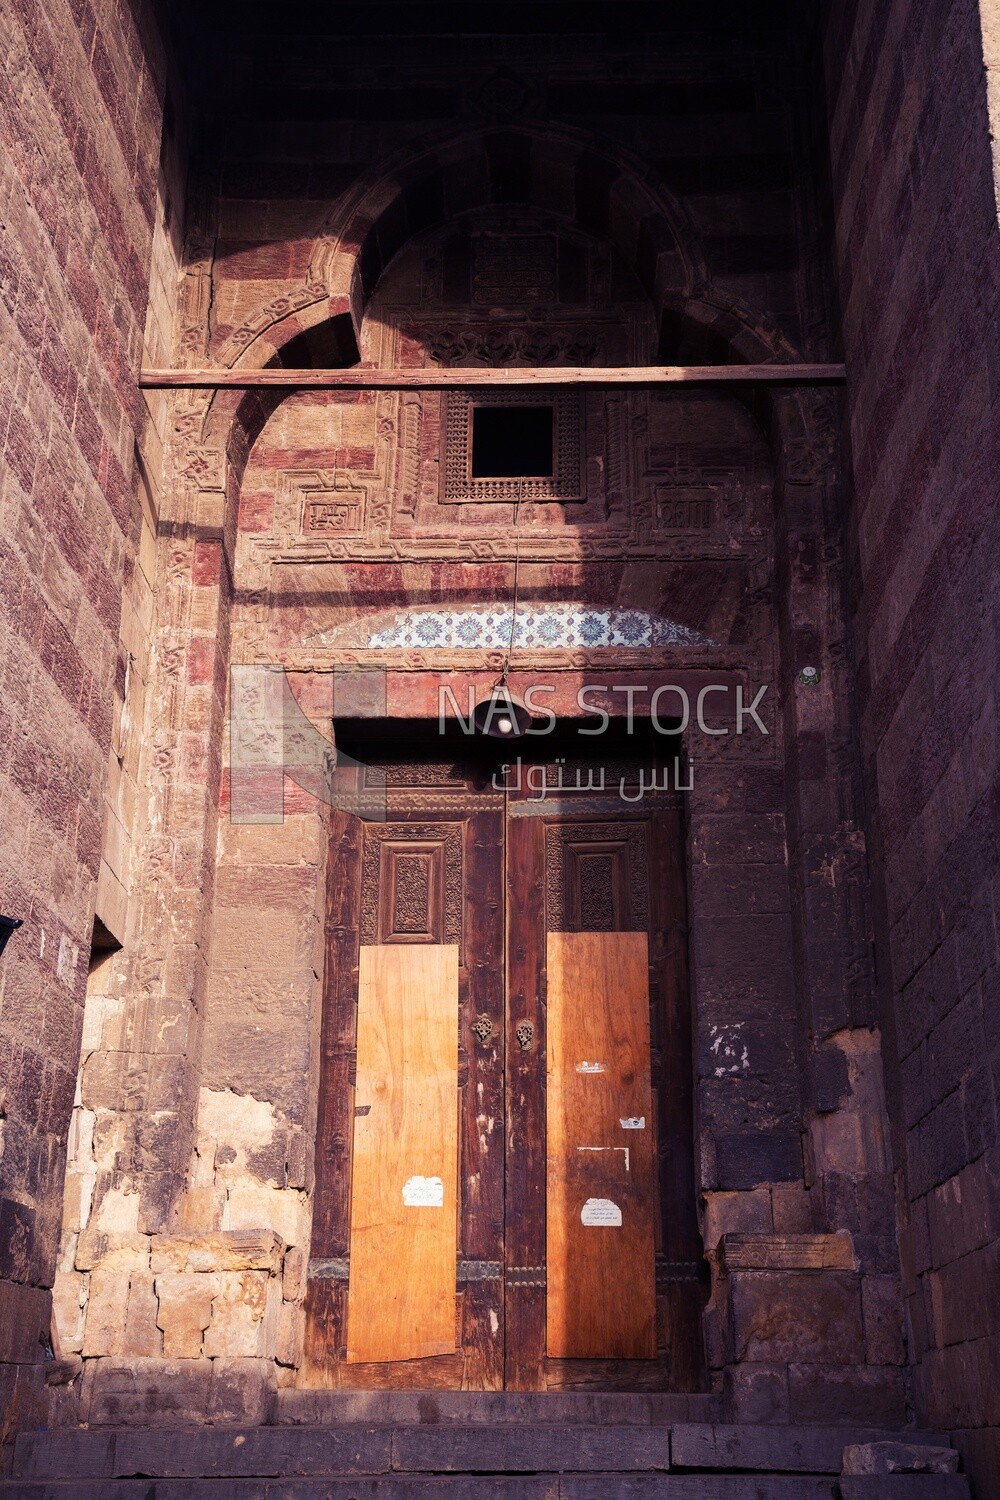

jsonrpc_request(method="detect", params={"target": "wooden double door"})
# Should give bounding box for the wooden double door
[304,753,705,1391]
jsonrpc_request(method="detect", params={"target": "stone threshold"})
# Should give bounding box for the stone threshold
[275,1390,723,1426]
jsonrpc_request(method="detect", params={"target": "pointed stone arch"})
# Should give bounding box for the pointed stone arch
[309,125,706,326]
[193,124,810,490]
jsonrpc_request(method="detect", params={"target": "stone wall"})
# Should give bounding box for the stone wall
[0,0,171,1456]
[825,0,1000,1491]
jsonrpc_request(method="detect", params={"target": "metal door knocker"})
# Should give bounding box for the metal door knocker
[472,1014,493,1044]
[515,1021,534,1051]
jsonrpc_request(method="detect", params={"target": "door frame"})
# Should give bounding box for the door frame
[301,717,706,1391]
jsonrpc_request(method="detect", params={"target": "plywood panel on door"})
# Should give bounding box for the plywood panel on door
[545,929,656,1360]
[347,942,459,1363]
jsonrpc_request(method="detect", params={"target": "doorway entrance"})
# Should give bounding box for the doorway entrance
[304,725,706,1391]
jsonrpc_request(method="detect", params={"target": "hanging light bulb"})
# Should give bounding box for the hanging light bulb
[472,682,534,738]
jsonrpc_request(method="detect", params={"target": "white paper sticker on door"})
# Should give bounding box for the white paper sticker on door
[402,1175,444,1207]
[580,1197,623,1227]
[620,1116,646,1130]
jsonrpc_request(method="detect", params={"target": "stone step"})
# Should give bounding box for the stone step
[276,1390,722,1426]
[839,1484,970,1499]
[0,1475,973,1499]
[670,1423,951,1473]
[9,1423,957,1482]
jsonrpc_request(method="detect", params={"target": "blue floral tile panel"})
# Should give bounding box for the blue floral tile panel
[366,605,716,649]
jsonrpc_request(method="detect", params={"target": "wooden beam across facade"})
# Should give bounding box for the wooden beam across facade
[139,362,846,390]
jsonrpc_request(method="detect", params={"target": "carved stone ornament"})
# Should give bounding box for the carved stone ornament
[468,67,535,121]
[428,326,601,367]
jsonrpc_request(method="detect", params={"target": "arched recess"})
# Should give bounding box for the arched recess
[311,125,705,322]
[193,121,814,509]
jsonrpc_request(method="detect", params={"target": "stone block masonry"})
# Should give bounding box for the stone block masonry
[826,0,1000,1493]
[0,0,173,1458]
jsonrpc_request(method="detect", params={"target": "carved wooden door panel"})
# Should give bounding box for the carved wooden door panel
[304,765,506,1389]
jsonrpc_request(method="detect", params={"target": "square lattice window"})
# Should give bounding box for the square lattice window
[442,390,583,502]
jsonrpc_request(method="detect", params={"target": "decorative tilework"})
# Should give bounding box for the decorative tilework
[366,606,715,649]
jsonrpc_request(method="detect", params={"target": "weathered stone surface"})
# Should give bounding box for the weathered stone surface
[841,1443,959,1476]
[788,1365,906,1427]
[702,1192,772,1252]
[807,1034,891,1180]
[221,1183,308,1249]
[83,1359,215,1427]
[671,1424,909,1475]
[275,1300,303,1368]
[74,1187,148,1269]
[150,1232,284,1275]
[81,1265,128,1358]
[282,1246,307,1303]
[13,1417,966,1499]
[177,1188,227,1235]
[562,1484,834,1500]
[202,1272,271,1358]
[920,1337,1000,1429]
[838,1481,970,1500]
[0,1363,47,1460]
[0,1201,37,1284]
[121,1273,161,1358]
[0,1282,52,1364]
[718,1234,854,1273]
[206,1359,277,1426]
[274,1391,721,1427]
[861,1276,906,1367]
[109,1426,392,1479]
[14,1429,116,1480]
[0,1479,565,1498]
[714,1133,802,1189]
[50,1271,87,1357]
[393,1426,670,1473]
[720,1364,789,1424]
[725,1271,863,1365]
[43,1355,83,1389]
[951,1429,1000,1500]
[769,1185,816,1235]
[80,1349,284,1438]
[154,1275,219,1359]
[0,0,168,1408]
